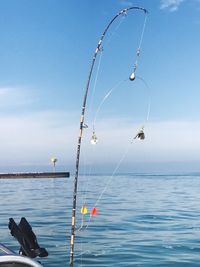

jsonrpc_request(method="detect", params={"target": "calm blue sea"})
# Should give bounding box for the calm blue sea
[1,174,200,266]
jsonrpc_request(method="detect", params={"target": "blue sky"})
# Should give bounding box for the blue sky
[0,0,199,173]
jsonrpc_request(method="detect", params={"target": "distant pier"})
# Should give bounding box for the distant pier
[0,172,70,179]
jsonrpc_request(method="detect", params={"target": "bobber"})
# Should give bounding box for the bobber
[81,206,88,215]
[90,207,98,216]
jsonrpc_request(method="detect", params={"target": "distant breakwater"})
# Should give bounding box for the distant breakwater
[0,172,70,179]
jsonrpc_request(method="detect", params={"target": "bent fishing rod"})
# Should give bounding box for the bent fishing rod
[69,6,148,266]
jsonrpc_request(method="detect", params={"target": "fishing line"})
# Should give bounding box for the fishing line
[89,11,147,123]
[87,51,103,118]
[75,9,149,260]
[104,12,127,47]
[75,146,87,230]
[92,78,127,133]
[87,13,127,119]
[129,12,148,80]
[78,16,130,234]
[81,77,152,230]
[78,79,130,231]
[81,10,147,189]
[70,7,149,266]
[77,127,101,231]
[135,75,151,123]
[95,144,132,207]
[76,76,152,232]
[79,79,127,232]
[91,75,151,138]
[81,141,134,231]
[138,13,147,51]
[79,53,103,232]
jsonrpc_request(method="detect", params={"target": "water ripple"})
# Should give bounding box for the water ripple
[1,175,200,266]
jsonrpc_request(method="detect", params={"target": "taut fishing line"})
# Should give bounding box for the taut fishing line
[78,11,149,231]
[78,77,152,231]
[129,15,147,80]
[136,76,151,122]
[76,76,152,237]
[87,13,127,121]
[77,13,130,232]
[70,7,149,266]
[92,78,127,134]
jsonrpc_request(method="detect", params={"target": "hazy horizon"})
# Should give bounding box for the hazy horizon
[0,0,199,174]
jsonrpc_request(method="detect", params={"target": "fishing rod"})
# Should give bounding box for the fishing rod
[69,6,148,266]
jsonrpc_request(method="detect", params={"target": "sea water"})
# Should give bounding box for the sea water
[1,174,200,266]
